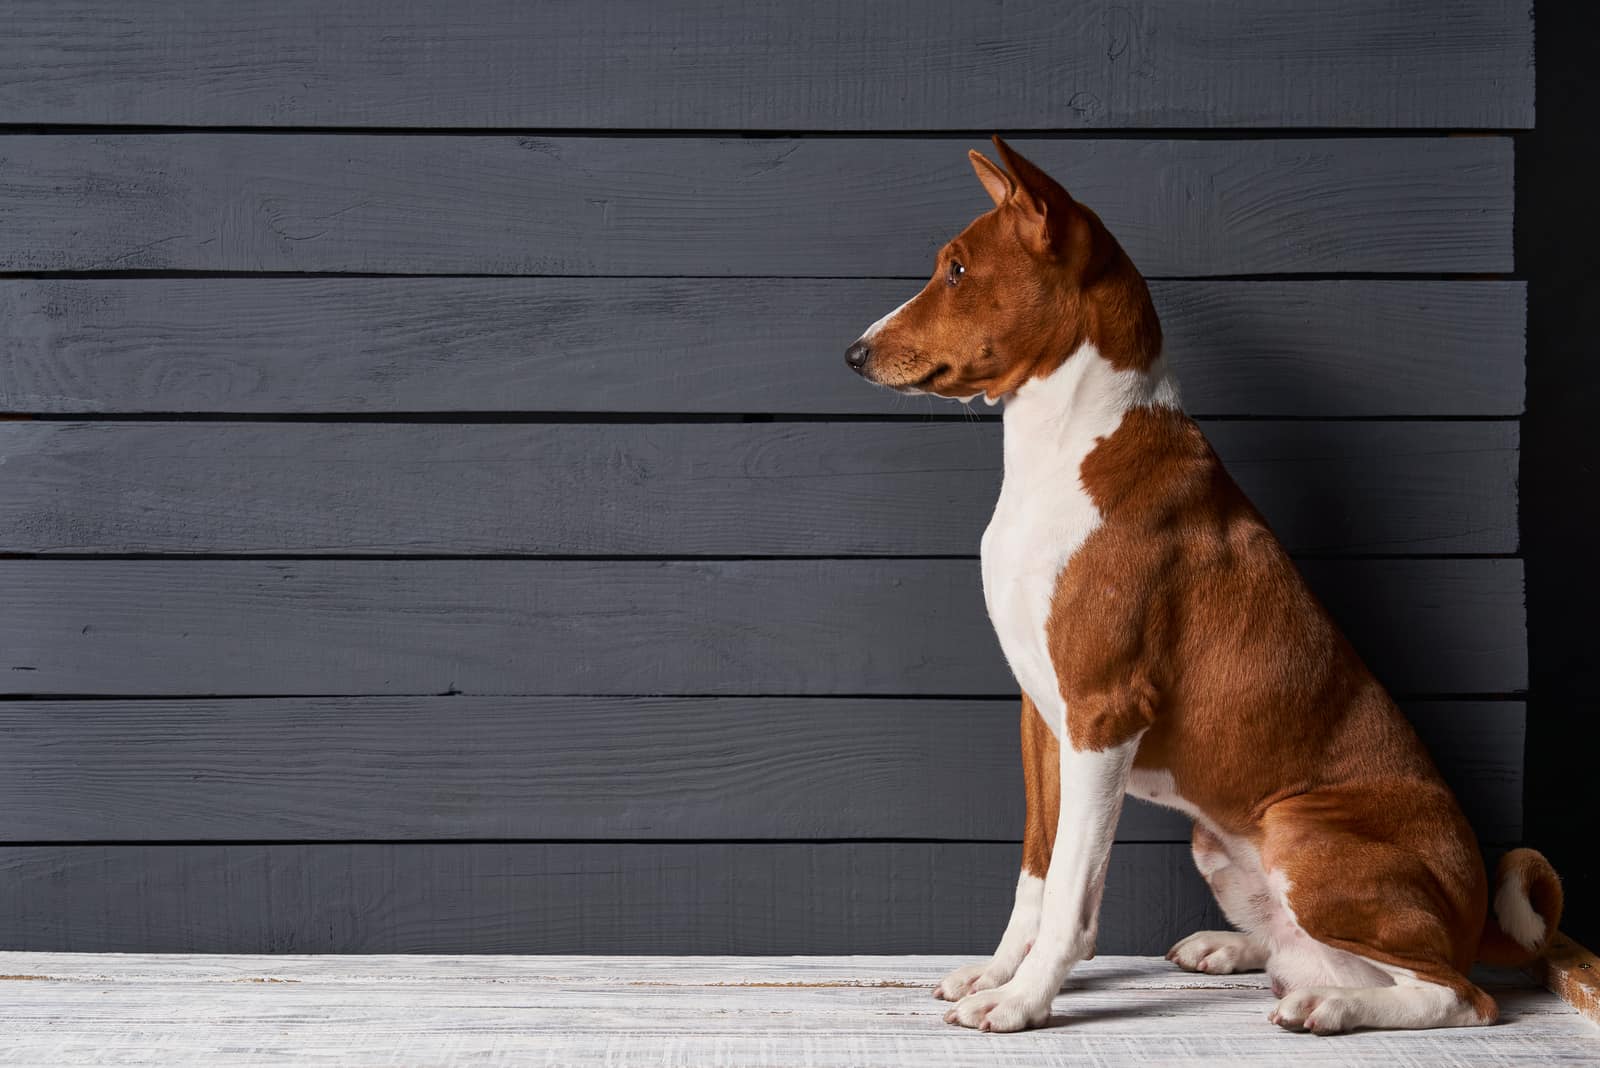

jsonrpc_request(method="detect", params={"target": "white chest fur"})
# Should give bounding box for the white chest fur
[979,346,1180,737]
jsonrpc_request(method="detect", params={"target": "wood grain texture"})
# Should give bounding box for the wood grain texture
[0,699,1522,843]
[0,279,1527,416]
[0,950,1546,989]
[0,136,1513,275]
[0,0,1542,971]
[0,0,1535,129]
[0,955,1583,1067]
[0,559,1526,696]
[0,421,1518,556]
[1531,933,1600,1027]
[0,842,1220,954]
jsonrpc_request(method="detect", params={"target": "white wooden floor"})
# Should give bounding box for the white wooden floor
[0,953,1592,1066]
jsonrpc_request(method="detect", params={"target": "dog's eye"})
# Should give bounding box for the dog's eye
[947,261,965,287]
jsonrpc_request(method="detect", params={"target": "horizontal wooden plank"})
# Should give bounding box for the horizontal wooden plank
[0,1,1534,129]
[0,421,1518,556]
[0,950,1546,992]
[0,842,1221,954]
[0,559,1525,696]
[1534,934,1600,1028]
[0,137,1513,275]
[0,698,1522,842]
[0,280,1526,416]
[0,960,1582,1068]
[0,955,1579,1067]
[0,951,1539,993]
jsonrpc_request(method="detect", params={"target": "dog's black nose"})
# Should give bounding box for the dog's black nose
[845,340,872,372]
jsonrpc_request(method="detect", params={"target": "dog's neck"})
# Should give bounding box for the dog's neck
[999,342,1181,471]
[980,341,1182,739]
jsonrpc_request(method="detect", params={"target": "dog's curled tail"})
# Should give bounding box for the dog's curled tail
[1477,848,1564,967]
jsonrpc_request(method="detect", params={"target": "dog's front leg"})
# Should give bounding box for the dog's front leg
[945,726,1142,1032]
[935,694,1057,1001]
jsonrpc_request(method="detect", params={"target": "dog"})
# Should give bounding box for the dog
[844,137,1561,1034]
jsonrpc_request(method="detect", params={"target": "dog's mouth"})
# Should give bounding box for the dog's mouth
[894,363,951,394]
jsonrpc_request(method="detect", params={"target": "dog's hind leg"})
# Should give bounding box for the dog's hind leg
[1270,970,1493,1034]
[1262,805,1498,1033]
[935,694,1057,1001]
[1167,823,1270,975]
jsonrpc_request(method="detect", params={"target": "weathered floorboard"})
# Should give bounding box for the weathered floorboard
[0,559,1526,696]
[0,137,1513,275]
[0,280,1526,416]
[0,842,1219,954]
[0,955,1583,1067]
[0,279,1525,417]
[0,0,1535,129]
[0,951,1553,990]
[1534,934,1600,1027]
[0,421,1519,556]
[0,954,1581,1067]
[0,699,1522,843]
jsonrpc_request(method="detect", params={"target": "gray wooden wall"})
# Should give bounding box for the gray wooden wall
[0,1,1533,954]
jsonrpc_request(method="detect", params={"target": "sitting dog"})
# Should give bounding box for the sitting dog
[844,137,1561,1034]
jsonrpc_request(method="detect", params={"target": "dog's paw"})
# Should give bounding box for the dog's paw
[1269,988,1360,1035]
[1166,930,1267,974]
[933,962,988,1002]
[934,957,1021,1001]
[943,981,1052,1032]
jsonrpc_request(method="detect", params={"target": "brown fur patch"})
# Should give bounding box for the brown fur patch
[1019,693,1059,879]
[1050,402,1496,996]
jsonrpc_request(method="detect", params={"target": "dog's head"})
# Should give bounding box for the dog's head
[845,137,1160,401]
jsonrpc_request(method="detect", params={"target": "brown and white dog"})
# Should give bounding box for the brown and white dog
[844,137,1562,1034]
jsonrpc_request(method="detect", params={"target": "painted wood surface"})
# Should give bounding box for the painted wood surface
[0,954,1584,1067]
[0,699,1522,843]
[0,136,1513,275]
[0,2,1538,964]
[0,279,1525,417]
[4,981,1570,1068]
[0,421,1519,556]
[0,950,1555,989]
[0,954,1585,1067]
[0,842,1226,955]
[0,559,1525,696]
[0,0,1535,129]
[1533,933,1600,1027]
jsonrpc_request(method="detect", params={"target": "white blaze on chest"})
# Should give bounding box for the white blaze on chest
[980,345,1180,736]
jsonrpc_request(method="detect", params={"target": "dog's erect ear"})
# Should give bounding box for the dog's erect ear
[991,135,1085,259]
[991,135,1073,216]
[968,149,1013,207]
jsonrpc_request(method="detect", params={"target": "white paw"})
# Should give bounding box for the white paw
[1270,987,1360,1035]
[943,981,1052,1032]
[933,957,1019,1001]
[933,962,987,1002]
[1166,930,1267,974]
